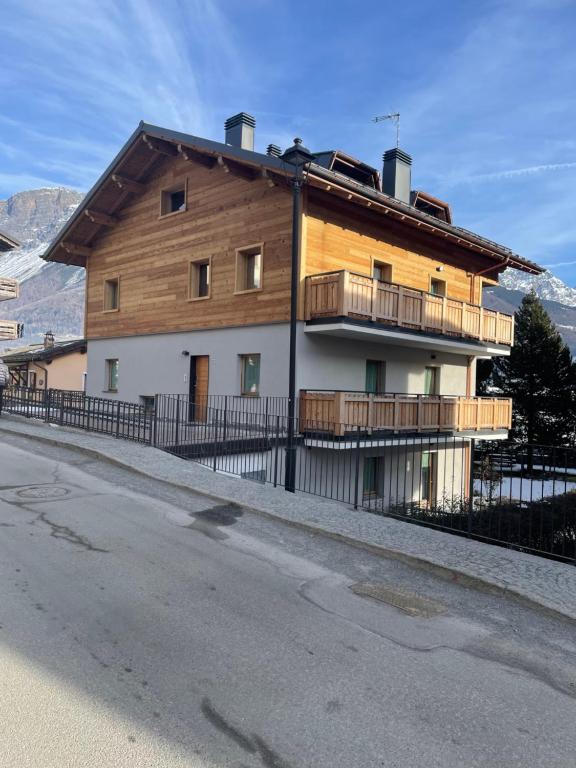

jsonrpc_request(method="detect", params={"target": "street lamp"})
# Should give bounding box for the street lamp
[280,137,315,493]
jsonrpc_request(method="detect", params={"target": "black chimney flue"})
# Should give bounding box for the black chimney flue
[382,148,412,204]
[224,113,256,151]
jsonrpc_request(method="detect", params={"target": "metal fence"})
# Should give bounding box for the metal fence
[154,394,576,563]
[0,387,152,443]
[2,387,575,563]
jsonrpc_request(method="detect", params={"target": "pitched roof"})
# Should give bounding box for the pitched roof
[0,229,20,252]
[1,338,86,364]
[42,122,543,275]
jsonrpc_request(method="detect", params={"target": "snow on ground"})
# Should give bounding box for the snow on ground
[475,477,576,502]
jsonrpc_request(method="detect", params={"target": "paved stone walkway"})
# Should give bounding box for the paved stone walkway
[2,414,576,621]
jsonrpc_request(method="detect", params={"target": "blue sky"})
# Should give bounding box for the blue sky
[1,0,576,282]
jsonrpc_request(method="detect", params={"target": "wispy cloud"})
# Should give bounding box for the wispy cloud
[451,161,576,186]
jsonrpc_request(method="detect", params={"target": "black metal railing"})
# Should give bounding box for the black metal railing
[0,387,152,443]
[2,387,575,563]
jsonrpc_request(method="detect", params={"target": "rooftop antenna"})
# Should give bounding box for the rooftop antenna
[372,113,401,148]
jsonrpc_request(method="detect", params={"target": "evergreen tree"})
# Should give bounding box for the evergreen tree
[491,290,576,446]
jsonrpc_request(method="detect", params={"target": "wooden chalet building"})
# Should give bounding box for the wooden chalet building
[43,113,543,505]
[0,229,20,342]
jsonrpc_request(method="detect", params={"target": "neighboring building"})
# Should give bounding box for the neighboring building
[2,333,87,391]
[0,229,21,342]
[42,114,544,506]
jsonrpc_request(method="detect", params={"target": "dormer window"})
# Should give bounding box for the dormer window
[160,185,186,216]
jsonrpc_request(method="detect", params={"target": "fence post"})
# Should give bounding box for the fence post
[152,395,158,446]
[59,392,64,425]
[468,439,475,535]
[213,408,220,472]
[223,396,228,442]
[45,389,50,423]
[115,400,121,438]
[86,395,91,432]
[354,425,361,509]
[273,415,280,487]
[174,397,180,447]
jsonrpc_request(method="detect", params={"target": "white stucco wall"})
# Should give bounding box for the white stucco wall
[86,322,471,403]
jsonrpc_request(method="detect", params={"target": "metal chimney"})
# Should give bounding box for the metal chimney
[382,148,412,204]
[224,113,256,151]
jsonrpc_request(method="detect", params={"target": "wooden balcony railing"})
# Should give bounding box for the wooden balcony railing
[305,271,514,346]
[0,277,19,302]
[0,319,19,341]
[300,390,512,437]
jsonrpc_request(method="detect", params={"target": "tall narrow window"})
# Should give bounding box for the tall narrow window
[240,354,260,396]
[189,257,211,300]
[106,359,119,392]
[430,278,446,296]
[103,277,119,311]
[424,366,439,395]
[373,261,392,283]
[236,245,263,292]
[421,452,437,505]
[366,360,386,394]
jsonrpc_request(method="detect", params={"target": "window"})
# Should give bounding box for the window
[235,245,263,292]
[160,186,186,216]
[106,359,119,392]
[103,277,120,311]
[424,366,439,395]
[363,457,381,497]
[373,261,393,283]
[28,371,37,390]
[430,278,446,296]
[421,452,437,505]
[189,257,211,300]
[140,395,155,415]
[240,354,260,396]
[366,360,386,394]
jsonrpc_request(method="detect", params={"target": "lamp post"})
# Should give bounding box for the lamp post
[280,138,315,493]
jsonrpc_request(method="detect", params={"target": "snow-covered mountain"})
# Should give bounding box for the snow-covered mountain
[0,188,85,349]
[499,267,576,308]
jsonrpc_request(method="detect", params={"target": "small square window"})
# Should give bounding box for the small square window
[189,258,211,300]
[240,354,260,396]
[373,261,392,283]
[161,187,186,216]
[235,245,262,292]
[106,359,119,392]
[430,278,446,297]
[103,277,119,311]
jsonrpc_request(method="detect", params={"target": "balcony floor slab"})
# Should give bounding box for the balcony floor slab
[305,318,511,357]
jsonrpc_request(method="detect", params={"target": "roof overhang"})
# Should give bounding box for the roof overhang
[41,121,543,276]
[0,230,20,252]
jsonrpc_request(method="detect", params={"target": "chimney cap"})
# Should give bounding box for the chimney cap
[383,147,412,165]
[266,144,282,158]
[224,112,256,130]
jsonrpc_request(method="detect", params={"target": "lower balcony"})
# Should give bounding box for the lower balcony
[299,390,512,437]
[0,277,19,302]
[0,319,20,341]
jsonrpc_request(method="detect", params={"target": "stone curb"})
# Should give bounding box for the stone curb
[1,415,574,623]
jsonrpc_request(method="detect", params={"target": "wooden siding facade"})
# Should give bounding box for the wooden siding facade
[85,155,293,340]
[84,155,508,341]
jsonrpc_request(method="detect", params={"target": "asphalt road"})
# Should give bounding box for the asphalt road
[1,435,576,768]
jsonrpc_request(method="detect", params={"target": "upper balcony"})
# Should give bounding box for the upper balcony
[0,277,19,302]
[300,390,512,439]
[0,320,20,341]
[304,271,514,356]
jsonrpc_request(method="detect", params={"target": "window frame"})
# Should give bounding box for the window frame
[235,243,264,295]
[188,255,212,302]
[102,275,120,313]
[366,360,386,394]
[429,277,447,297]
[371,259,393,284]
[159,180,188,218]
[239,353,261,397]
[421,451,438,505]
[424,365,440,396]
[363,456,381,498]
[105,358,119,392]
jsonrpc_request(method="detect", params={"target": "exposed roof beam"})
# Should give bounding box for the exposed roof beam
[216,154,230,173]
[85,209,118,226]
[142,134,178,156]
[111,174,145,194]
[61,242,91,258]
[260,169,277,187]
[177,144,216,168]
